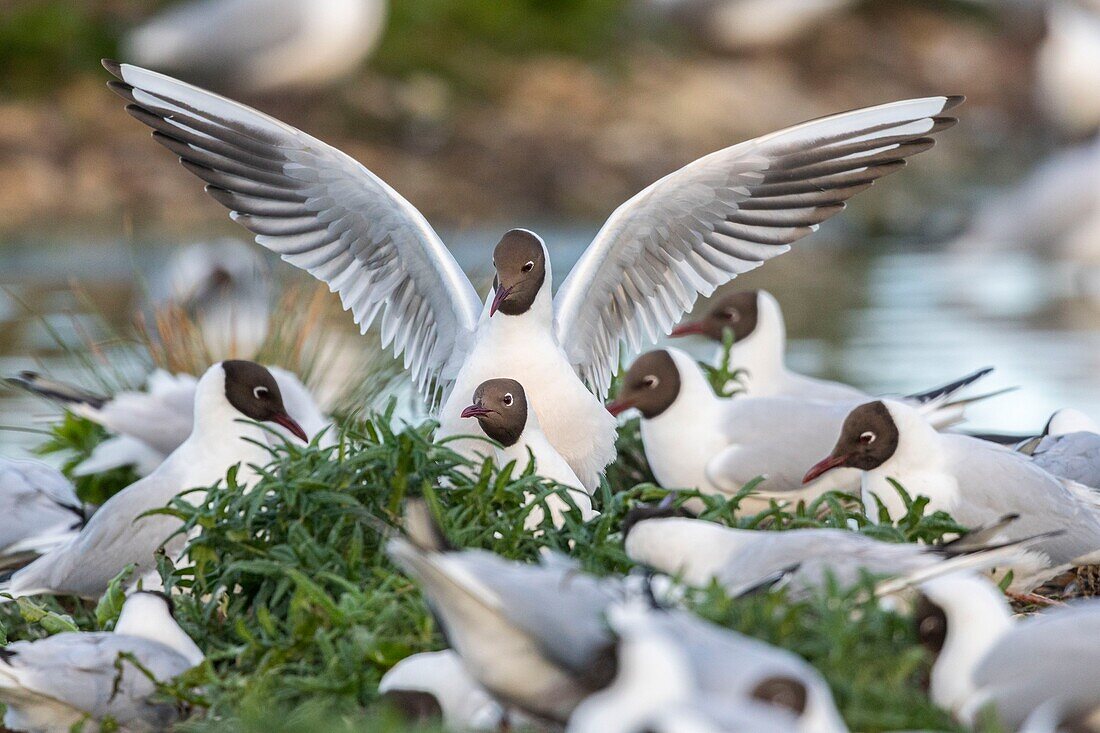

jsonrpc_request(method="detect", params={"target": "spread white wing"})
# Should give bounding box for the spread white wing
[553,96,962,396]
[104,62,483,397]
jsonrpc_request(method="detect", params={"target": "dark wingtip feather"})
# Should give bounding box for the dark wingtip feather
[107,81,136,103]
[943,95,966,111]
[101,59,123,78]
[404,498,454,553]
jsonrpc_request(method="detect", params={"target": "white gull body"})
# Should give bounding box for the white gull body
[625,516,1028,598]
[436,240,617,491]
[379,650,508,731]
[123,0,388,94]
[486,403,598,530]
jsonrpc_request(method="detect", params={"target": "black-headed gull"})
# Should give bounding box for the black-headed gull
[379,649,517,730]
[122,0,388,94]
[606,348,993,508]
[1,361,308,601]
[13,365,328,477]
[672,289,866,401]
[0,591,203,732]
[386,499,621,724]
[155,238,272,359]
[918,572,1100,728]
[103,60,961,490]
[625,515,1034,598]
[569,602,847,733]
[804,399,1100,592]
[460,378,597,529]
[0,458,84,565]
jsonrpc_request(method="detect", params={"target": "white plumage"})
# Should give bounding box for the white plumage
[122,0,388,94]
[378,650,511,731]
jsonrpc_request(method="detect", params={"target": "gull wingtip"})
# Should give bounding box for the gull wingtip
[943,94,966,111]
[101,59,123,77]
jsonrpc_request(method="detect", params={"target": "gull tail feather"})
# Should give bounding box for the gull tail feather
[938,513,1019,556]
[5,372,107,411]
[876,530,1064,597]
[905,367,992,404]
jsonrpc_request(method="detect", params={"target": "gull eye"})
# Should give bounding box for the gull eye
[502,393,514,407]
[723,309,740,323]
[253,386,269,400]
[860,431,876,445]
[642,375,660,389]
[521,261,534,273]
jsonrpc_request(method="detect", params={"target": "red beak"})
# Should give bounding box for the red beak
[461,404,492,419]
[271,412,308,442]
[670,321,706,338]
[489,285,514,317]
[802,453,850,484]
[606,399,633,417]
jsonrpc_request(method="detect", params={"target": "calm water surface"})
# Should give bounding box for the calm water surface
[1,229,1098,457]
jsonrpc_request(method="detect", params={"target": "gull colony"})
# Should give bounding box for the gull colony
[2,60,1100,732]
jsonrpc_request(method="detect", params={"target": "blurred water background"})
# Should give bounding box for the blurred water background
[2,0,1099,455]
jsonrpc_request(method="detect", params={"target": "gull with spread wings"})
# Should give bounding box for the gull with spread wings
[102,59,960,490]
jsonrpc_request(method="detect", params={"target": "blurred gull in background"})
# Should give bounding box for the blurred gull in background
[0,457,84,567]
[0,592,203,733]
[378,650,514,731]
[569,602,848,733]
[1036,0,1100,138]
[122,0,388,94]
[155,239,273,360]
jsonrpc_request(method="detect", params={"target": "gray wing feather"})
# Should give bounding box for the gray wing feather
[105,62,482,398]
[8,469,188,599]
[653,610,829,700]
[1031,432,1100,489]
[554,97,961,396]
[973,606,1100,726]
[456,552,620,674]
[718,529,933,592]
[1,633,192,724]
[0,459,82,552]
[946,436,1100,567]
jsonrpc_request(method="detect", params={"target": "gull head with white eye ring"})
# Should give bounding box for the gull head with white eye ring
[490,229,546,317]
[802,400,900,483]
[605,350,683,420]
[221,360,308,441]
[671,290,760,343]
[460,378,529,447]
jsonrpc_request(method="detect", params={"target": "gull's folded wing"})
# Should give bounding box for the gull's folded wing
[553,97,962,397]
[104,61,483,397]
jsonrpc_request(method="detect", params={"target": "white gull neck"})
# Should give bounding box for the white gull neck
[719,290,786,395]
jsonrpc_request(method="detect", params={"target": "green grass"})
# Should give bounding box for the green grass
[0,402,983,732]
